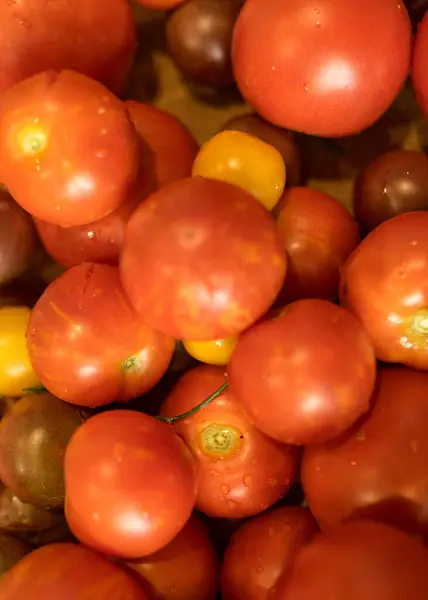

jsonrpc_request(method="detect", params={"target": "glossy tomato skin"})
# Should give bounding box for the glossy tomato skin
[340,212,428,369]
[0,70,140,227]
[127,513,219,600]
[228,299,376,445]
[232,0,412,137]
[65,410,197,559]
[221,507,318,600]
[27,263,174,406]
[275,187,360,303]
[160,366,298,518]
[121,177,286,340]
[0,543,148,599]
[413,10,428,116]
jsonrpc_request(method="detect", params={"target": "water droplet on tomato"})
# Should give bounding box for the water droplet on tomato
[257,566,264,573]
[220,484,230,495]
[315,21,321,28]
[269,477,278,487]
[304,83,310,92]
[243,475,252,487]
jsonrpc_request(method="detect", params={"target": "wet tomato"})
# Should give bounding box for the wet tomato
[340,211,428,369]
[0,542,148,599]
[0,70,140,227]
[232,0,412,137]
[228,299,376,445]
[183,337,238,366]
[65,410,197,558]
[120,177,286,340]
[413,10,428,116]
[0,534,31,580]
[27,263,174,407]
[127,513,219,600]
[0,483,63,533]
[160,366,298,518]
[274,187,360,303]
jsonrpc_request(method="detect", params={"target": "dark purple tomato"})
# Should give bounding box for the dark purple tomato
[0,483,62,533]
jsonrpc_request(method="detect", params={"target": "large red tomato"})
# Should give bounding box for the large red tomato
[0,70,140,227]
[340,211,428,369]
[120,177,286,340]
[0,543,147,600]
[27,263,174,406]
[413,10,428,115]
[232,0,412,136]
[228,299,376,445]
[65,411,197,559]
[160,366,298,518]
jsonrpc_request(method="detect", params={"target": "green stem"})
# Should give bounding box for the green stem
[157,381,228,425]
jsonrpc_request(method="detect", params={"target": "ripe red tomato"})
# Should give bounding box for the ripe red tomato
[120,177,286,340]
[413,10,428,115]
[65,410,197,558]
[0,70,140,227]
[232,0,412,136]
[127,513,219,600]
[0,542,148,600]
[27,263,174,407]
[160,366,298,518]
[274,187,360,303]
[221,507,318,600]
[340,211,428,369]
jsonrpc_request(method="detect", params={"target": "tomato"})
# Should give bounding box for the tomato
[228,299,376,445]
[274,521,428,600]
[120,177,286,340]
[0,70,140,227]
[221,507,318,600]
[232,0,412,137]
[65,410,197,558]
[127,513,219,600]
[0,534,31,580]
[160,366,298,518]
[340,211,428,369]
[27,263,174,407]
[183,337,238,366]
[0,482,63,533]
[0,543,148,599]
[413,10,428,116]
[0,393,85,508]
[274,187,360,303]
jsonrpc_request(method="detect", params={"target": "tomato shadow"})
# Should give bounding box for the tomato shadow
[186,81,246,108]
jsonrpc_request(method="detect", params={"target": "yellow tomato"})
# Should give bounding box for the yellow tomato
[183,336,238,366]
[192,130,286,210]
[0,306,40,396]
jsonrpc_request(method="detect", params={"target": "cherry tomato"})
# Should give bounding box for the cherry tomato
[340,211,428,369]
[228,299,376,445]
[183,337,238,366]
[0,483,63,533]
[120,177,286,340]
[221,507,318,600]
[27,263,174,407]
[160,366,298,518]
[0,70,140,227]
[232,0,412,136]
[413,10,428,116]
[0,542,148,599]
[274,187,360,303]
[192,131,286,211]
[0,534,31,580]
[65,410,197,558]
[127,513,219,600]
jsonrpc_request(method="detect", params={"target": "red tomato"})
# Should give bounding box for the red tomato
[0,542,148,600]
[274,521,428,600]
[27,263,174,406]
[160,366,298,518]
[65,410,197,558]
[340,211,428,369]
[0,70,140,227]
[228,299,376,445]
[232,0,412,136]
[274,187,360,303]
[127,513,219,600]
[120,177,286,340]
[413,10,428,115]
[221,507,318,600]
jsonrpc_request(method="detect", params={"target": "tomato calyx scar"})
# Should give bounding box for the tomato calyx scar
[157,381,228,425]
[411,309,428,336]
[198,422,243,459]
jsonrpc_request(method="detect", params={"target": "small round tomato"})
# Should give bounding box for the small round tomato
[0,543,148,599]
[192,131,286,210]
[413,10,428,115]
[160,366,298,518]
[183,337,238,366]
[0,306,40,396]
[232,0,412,136]
[340,211,428,369]
[0,70,140,227]
[27,263,174,406]
[0,534,31,580]
[0,483,62,533]
[120,177,286,340]
[274,187,360,303]
[228,299,376,445]
[65,411,197,558]
[127,513,219,600]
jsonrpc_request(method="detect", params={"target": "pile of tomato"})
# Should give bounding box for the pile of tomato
[2,0,428,598]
